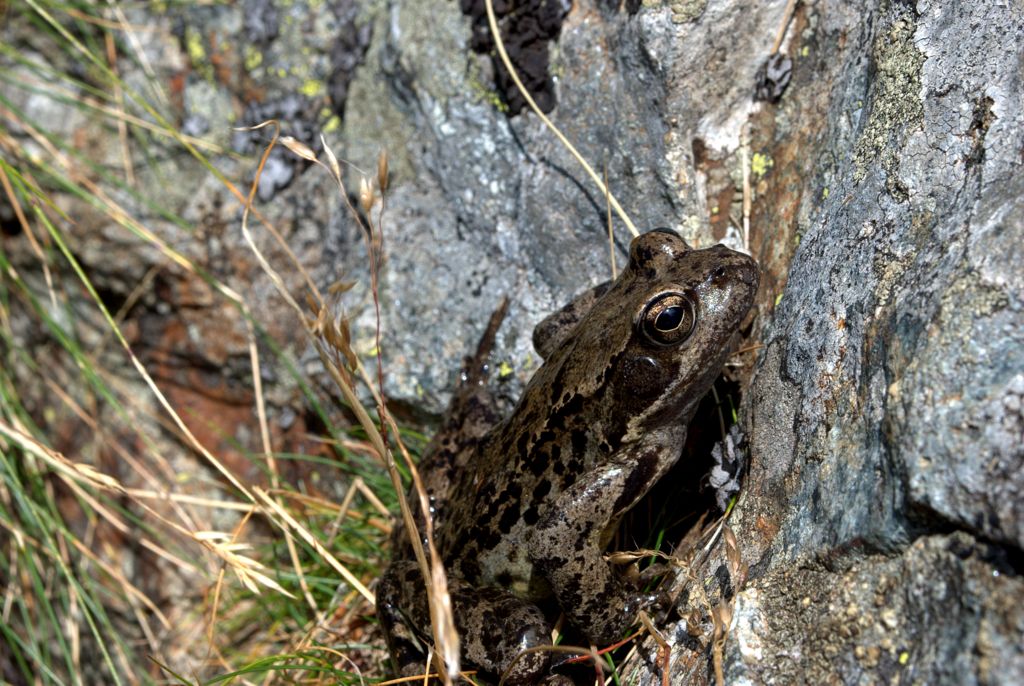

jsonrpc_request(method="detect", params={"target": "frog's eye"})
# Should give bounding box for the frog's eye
[640,292,696,346]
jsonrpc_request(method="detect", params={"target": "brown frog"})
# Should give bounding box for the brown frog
[377,229,759,684]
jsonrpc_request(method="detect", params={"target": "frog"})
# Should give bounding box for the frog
[377,228,759,684]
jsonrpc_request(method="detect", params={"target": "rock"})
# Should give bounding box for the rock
[724,533,1024,685]
[2,0,1020,682]
[620,0,1023,683]
[344,0,787,413]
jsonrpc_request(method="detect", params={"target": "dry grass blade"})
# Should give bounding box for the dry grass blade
[772,0,799,54]
[604,165,618,279]
[639,613,671,686]
[252,487,373,603]
[3,4,400,681]
[238,128,461,683]
[0,419,124,495]
[1,414,293,600]
[42,217,258,505]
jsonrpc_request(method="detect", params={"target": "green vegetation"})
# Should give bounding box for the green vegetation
[0,2,400,683]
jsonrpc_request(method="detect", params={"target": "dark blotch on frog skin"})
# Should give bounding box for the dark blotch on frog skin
[570,429,587,455]
[517,432,530,460]
[548,377,564,404]
[548,393,584,430]
[523,505,540,525]
[460,556,481,581]
[474,525,501,552]
[527,449,549,476]
[498,503,521,535]
[634,244,655,266]
[613,451,661,513]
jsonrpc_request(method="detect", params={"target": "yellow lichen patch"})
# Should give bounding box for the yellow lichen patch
[300,79,324,97]
[467,74,509,113]
[184,28,214,82]
[323,114,342,133]
[751,152,773,178]
[244,45,263,71]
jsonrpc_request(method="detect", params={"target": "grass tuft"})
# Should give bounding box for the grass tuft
[1,2,402,683]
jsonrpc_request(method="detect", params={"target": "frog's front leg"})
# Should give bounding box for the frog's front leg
[530,438,681,644]
[378,559,556,684]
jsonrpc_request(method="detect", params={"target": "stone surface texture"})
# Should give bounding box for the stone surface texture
[1,0,1021,683]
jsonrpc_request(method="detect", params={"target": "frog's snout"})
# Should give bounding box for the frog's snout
[734,257,760,288]
[706,246,760,290]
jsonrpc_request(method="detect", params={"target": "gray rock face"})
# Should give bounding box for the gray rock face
[743,0,1023,563]
[663,0,1022,683]
[346,0,789,412]
[353,0,1021,682]
[727,533,1024,685]
[2,0,1020,682]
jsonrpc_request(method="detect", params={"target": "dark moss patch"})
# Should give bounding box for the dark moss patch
[460,0,571,115]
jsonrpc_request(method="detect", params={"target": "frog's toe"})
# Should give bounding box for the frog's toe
[650,589,677,623]
[497,637,549,686]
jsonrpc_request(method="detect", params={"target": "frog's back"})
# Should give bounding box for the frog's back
[438,380,623,597]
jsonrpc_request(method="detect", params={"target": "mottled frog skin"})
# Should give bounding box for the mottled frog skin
[377,229,759,684]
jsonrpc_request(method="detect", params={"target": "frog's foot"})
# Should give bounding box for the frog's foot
[544,581,657,648]
[452,584,553,685]
[377,560,433,678]
[377,560,555,685]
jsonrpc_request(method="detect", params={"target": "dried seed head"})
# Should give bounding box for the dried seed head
[328,280,357,296]
[377,149,389,192]
[322,134,342,179]
[281,136,317,162]
[304,291,319,315]
[337,317,358,371]
[359,177,374,214]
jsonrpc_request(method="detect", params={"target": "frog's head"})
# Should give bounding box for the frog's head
[540,228,759,442]
[614,228,758,429]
